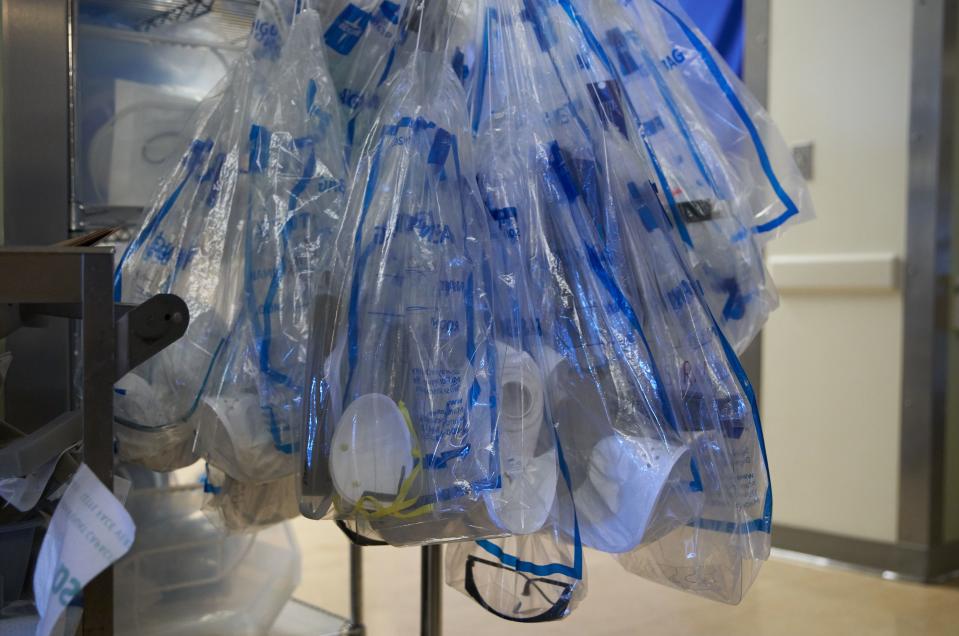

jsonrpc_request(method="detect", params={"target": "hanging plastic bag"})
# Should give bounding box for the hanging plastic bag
[113,0,301,472]
[192,4,348,493]
[445,516,586,623]
[298,3,509,546]
[115,0,345,531]
[468,0,700,559]
[195,3,347,528]
[443,3,591,621]
[321,0,413,152]
[202,465,302,532]
[562,0,785,351]
[619,0,812,239]
[521,0,771,603]
[113,69,264,473]
[448,0,689,615]
[582,1,776,351]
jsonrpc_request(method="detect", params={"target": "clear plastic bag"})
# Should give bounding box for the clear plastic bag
[579,0,798,350]
[298,3,508,546]
[582,2,778,351]
[619,0,813,239]
[465,0,699,559]
[442,0,772,607]
[115,1,345,530]
[202,466,301,532]
[320,0,413,152]
[194,5,347,488]
[113,0,297,471]
[525,0,771,603]
[112,66,258,472]
[445,522,586,623]
[442,3,597,620]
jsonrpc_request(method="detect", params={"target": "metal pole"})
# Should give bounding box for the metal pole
[80,251,115,635]
[740,0,770,399]
[898,0,951,555]
[420,545,442,636]
[348,542,365,635]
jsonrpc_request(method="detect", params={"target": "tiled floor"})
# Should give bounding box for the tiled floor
[292,519,959,636]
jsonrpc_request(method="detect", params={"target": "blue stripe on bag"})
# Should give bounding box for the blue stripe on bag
[650,0,799,234]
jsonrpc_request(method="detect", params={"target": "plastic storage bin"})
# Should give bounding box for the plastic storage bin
[114,485,301,636]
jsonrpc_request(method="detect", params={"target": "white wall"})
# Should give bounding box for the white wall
[762,0,913,543]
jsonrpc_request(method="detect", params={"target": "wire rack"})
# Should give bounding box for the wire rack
[80,0,260,42]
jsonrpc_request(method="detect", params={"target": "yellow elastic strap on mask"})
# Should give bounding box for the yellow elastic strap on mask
[347,400,434,520]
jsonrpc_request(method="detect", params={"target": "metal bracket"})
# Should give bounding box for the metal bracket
[0,293,189,478]
[115,294,188,379]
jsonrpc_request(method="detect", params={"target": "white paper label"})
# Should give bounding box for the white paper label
[32,464,136,636]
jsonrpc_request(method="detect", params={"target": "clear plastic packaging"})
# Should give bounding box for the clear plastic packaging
[445,527,586,623]
[202,467,301,533]
[193,4,348,489]
[543,0,796,352]
[319,0,413,153]
[114,485,301,635]
[529,0,771,603]
[588,3,777,351]
[299,3,508,546]
[619,0,813,239]
[444,3,596,620]
[442,0,775,608]
[113,0,304,474]
[114,1,346,528]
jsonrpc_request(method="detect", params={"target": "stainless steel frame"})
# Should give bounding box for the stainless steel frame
[741,0,770,396]
[349,543,365,635]
[744,0,770,107]
[899,0,953,553]
[1,0,72,431]
[774,525,959,581]
[79,249,115,636]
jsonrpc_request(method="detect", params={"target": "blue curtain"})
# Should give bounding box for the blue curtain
[677,0,744,77]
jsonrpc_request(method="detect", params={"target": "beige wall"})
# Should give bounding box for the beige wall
[761,0,913,543]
